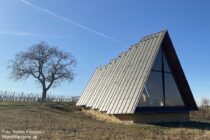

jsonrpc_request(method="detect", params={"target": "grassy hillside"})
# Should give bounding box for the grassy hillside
[0,102,209,140]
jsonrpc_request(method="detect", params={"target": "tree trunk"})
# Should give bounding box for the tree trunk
[42,88,47,102]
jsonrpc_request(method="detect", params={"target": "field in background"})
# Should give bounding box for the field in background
[0,102,209,140]
[0,91,79,102]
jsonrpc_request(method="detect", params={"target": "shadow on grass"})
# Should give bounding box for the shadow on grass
[46,102,81,112]
[151,121,210,130]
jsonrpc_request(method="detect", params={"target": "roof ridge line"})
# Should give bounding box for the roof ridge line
[141,29,167,41]
[97,30,168,69]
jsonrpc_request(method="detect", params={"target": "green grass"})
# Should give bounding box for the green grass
[0,101,209,140]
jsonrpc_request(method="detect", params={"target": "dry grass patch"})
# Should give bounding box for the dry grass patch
[0,102,209,140]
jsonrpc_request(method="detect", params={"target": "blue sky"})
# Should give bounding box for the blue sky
[0,0,209,103]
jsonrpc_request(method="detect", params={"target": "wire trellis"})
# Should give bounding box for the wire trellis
[0,91,80,103]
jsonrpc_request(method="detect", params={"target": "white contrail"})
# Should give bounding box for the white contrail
[19,0,127,47]
[0,30,71,38]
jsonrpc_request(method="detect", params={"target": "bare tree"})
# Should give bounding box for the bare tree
[201,98,210,107]
[8,42,76,101]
